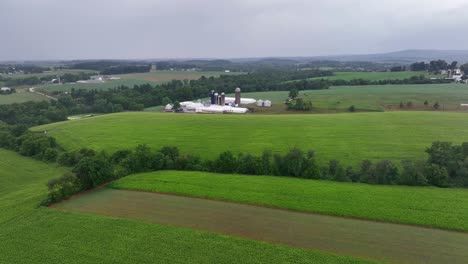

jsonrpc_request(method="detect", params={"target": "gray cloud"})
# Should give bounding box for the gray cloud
[1,0,467,60]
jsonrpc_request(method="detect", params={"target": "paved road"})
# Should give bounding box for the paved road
[55,189,468,264]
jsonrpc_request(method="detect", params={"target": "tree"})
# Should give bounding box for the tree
[173,101,181,111]
[425,164,449,187]
[424,100,429,106]
[289,89,299,99]
[433,102,440,110]
[410,62,427,71]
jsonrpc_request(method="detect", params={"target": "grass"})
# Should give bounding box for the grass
[110,170,468,232]
[0,209,373,264]
[0,91,49,104]
[229,83,468,111]
[33,111,468,164]
[0,149,68,223]
[0,148,370,263]
[298,71,443,82]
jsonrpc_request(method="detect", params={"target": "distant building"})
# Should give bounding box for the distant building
[1,87,11,92]
[164,104,173,112]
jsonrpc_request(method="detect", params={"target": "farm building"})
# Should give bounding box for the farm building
[256,99,272,107]
[164,104,173,112]
[1,87,12,92]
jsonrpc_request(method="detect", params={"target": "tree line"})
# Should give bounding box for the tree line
[34,141,468,206]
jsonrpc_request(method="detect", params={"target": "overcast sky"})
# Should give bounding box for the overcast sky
[1,0,468,60]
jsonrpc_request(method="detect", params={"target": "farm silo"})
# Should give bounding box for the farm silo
[235,87,241,105]
[210,90,215,104]
[214,92,219,105]
[221,92,226,105]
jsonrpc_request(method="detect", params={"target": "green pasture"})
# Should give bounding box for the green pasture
[0,149,68,223]
[33,111,468,164]
[0,91,49,105]
[310,71,442,81]
[230,83,468,111]
[110,170,468,232]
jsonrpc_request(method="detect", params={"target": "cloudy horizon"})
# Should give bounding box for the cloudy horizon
[1,0,468,60]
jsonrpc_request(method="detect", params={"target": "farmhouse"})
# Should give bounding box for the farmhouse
[1,87,12,92]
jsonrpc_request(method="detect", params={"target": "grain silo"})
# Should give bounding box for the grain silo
[221,92,226,105]
[210,90,215,104]
[235,87,241,105]
[214,92,219,105]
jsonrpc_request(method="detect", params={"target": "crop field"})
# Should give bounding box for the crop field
[33,111,468,164]
[229,83,468,111]
[54,188,468,264]
[0,91,49,104]
[0,209,371,264]
[0,149,370,263]
[303,71,443,81]
[0,149,68,223]
[118,70,243,83]
[36,70,242,92]
[110,171,468,231]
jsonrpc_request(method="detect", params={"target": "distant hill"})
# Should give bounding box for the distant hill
[308,50,468,64]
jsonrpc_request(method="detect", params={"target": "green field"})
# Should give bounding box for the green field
[0,148,370,263]
[307,71,442,81]
[229,83,468,111]
[37,70,242,92]
[0,69,96,80]
[0,149,68,222]
[110,171,468,231]
[1,209,371,264]
[33,111,468,164]
[0,91,49,105]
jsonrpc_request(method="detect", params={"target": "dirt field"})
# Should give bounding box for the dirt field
[54,189,468,264]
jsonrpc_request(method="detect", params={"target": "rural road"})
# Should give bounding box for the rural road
[28,87,57,100]
[55,189,468,264]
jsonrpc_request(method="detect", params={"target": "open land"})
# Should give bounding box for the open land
[33,111,468,164]
[0,149,370,264]
[110,170,468,231]
[222,83,468,112]
[36,70,243,92]
[54,187,468,264]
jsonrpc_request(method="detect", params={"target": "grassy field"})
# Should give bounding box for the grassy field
[305,71,443,81]
[228,83,468,111]
[0,91,49,104]
[0,149,68,223]
[110,171,468,232]
[36,70,242,92]
[0,149,370,263]
[33,111,468,164]
[0,69,96,80]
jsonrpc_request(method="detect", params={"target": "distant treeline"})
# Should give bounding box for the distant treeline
[101,65,151,75]
[71,61,151,75]
[0,65,50,74]
[323,75,453,86]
